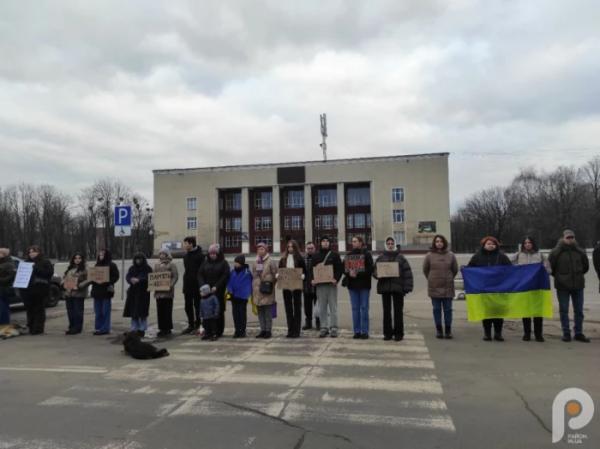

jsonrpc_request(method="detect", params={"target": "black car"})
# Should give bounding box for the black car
[7,257,64,308]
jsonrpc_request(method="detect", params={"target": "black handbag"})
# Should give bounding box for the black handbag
[259,281,273,295]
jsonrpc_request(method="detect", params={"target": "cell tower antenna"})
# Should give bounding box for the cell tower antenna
[319,113,328,161]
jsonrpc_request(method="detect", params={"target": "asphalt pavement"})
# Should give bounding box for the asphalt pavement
[0,255,598,449]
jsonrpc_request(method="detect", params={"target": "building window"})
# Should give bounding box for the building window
[418,221,437,233]
[255,236,273,247]
[315,189,337,207]
[284,190,304,208]
[393,209,405,224]
[315,214,337,230]
[255,191,272,209]
[392,187,405,203]
[393,231,406,245]
[255,216,272,231]
[347,187,370,206]
[187,197,197,210]
[225,193,241,211]
[186,217,197,230]
[224,217,241,232]
[284,215,304,230]
[347,213,371,229]
[223,235,241,248]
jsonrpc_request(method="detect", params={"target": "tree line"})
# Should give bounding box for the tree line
[451,156,600,252]
[0,179,154,260]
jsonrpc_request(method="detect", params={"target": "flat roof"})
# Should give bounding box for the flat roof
[153,152,449,175]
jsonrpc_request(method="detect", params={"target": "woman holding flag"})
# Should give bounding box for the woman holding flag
[467,236,511,341]
[512,236,548,342]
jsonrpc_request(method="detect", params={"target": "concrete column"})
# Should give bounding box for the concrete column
[272,186,281,254]
[304,184,313,245]
[241,187,250,254]
[337,182,346,252]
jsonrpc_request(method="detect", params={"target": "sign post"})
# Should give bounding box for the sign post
[114,205,132,301]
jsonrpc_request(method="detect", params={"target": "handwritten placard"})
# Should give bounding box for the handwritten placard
[13,262,34,288]
[88,266,109,284]
[376,262,399,278]
[148,272,172,292]
[313,264,335,284]
[63,275,79,291]
[277,268,303,291]
[344,254,365,273]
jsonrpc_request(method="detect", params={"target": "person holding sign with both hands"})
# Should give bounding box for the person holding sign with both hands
[343,236,374,339]
[311,236,343,338]
[153,249,179,338]
[62,252,90,335]
[374,236,413,341]
[277,239,307,338]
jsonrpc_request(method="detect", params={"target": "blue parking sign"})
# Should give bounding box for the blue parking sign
[114,206,132,226]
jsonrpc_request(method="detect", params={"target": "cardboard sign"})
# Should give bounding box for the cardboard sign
[376,262,399,278]
[344,254,365,273]
[63,275,79,291]
[88,266,109,284]
[12,262,33,289]
[277,268,303,291]
[313,263,335,284]
[148,272,172,292]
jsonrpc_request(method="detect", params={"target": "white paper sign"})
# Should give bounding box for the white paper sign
[13,262,34,288]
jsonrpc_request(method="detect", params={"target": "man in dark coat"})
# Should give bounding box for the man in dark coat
[22,246,54,335]
[198,244,230,337]
[182,236,205,334]
[124,253,152,337]
[593,241,600,289]
[548,230,590,342]
[302,242,319,330]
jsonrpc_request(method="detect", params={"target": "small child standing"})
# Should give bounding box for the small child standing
[200,284,220,341]
[226,254,253,338]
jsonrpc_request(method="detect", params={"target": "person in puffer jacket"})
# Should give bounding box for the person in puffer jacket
[373,236,413,341]
[226,254,252,338]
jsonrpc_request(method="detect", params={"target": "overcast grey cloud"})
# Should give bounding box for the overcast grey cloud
[1,0,599,210]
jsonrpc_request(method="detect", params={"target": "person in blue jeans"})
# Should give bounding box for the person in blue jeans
[90,249,119,335]
[226,254,253,338]
[548,229,590,343]
[62,252,90,335]
[0,248,16,325]
[343,236,374,339]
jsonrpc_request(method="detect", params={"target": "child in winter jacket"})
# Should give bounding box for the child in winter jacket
[200,284,220,341]
[226,255,253,338]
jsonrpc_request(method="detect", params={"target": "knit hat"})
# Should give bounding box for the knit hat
[320,235,330,242]
[200,284,211,296]
[234,254,246,265]
[563,229,575,238]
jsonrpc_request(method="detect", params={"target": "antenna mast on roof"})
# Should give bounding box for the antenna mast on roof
[320,113,328,161]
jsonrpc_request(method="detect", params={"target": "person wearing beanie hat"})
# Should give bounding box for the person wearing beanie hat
[198,243,230,337]
[200,284,220,341]
[467,236,511,341]
[154,249,179,338]
[124,253,153,338]
[549,229,590,342]
[226,254,252,338]
[311,235,344,338]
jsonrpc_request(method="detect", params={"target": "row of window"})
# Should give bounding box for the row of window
[189,187,404,213]
[191,209,404,231]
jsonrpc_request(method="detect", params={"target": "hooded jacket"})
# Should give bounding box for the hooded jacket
[124,253,152,319]
[198,250,230,299]
[227,265,253,301]
[154,252,179,299]
[548,241,589,290]
[423,249,458,298]
[374,250,414,295]
[90,250,120,299]
[343,248,374,290]
[183,246,205,294]
[63,264,89,299]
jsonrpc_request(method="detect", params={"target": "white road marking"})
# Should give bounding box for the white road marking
[39,396,120,409]
[0,366,107,374]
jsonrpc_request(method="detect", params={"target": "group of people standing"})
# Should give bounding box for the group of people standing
[0,229,598,344]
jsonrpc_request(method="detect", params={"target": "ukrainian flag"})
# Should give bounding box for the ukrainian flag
[461,263,553,322]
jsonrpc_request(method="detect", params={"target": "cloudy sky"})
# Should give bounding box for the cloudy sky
[1,0,599,210]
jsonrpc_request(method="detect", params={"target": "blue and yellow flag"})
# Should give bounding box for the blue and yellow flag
[461,263,553,322]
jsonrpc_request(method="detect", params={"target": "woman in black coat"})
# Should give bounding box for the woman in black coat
[467,236,511,341]
[22,245,54,335]
[90,249,120,335]
[278,239,307,338]
[124,253,152,337]
[198,244,230,337]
